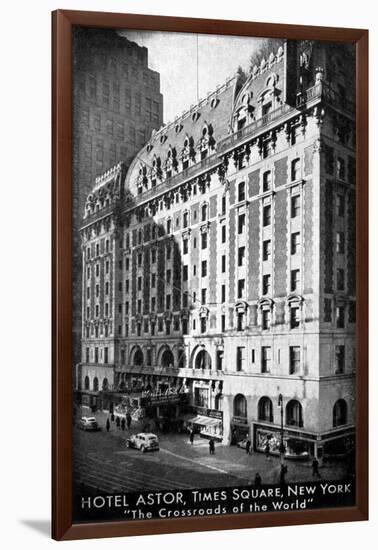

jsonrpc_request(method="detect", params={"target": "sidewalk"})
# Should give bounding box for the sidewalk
[78,406,349,484]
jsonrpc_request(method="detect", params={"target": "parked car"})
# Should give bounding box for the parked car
[126,433,159,452]
[237,438,249,449]
[78,416,100,431]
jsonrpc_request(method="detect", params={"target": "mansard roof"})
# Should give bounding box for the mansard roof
[124,45,286,196]
[124,74,237,194]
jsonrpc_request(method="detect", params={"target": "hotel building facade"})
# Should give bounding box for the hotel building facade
[77,40,356,460]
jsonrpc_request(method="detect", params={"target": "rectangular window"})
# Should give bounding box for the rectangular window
[221,196,226,215]
[238,213,246,233]
[289,346,300,374]
[85,347,90,363]
[237,279,245,298]
[137,276,142,291]
[291,232,300,255]
[336,305,345,328]
[166,244,171,260]
[337,268,345,291]
[236,346,246,372]
[183,211,189,228]
[183,238,188,254]
[200,318,207,334]
[137,300,142,313]
[221,314,226,331]
[182,319,188,335]
[263,205,271,226]
[263,170,272,192]
[201,260,207,277]
[166,269,171,284]
[263,240,271,261]
[336,232,345,254]
[236,312,244,331]
[183,265,188,281]
[261,346,271,373]
[201,288,207,305]
[238,181,246,202]
[166,294,171,310]
[201,232,208,249]
[291,195,300,218]
[221,255,226,272]
[336,194,345,217]
[221,225,226,243]
[291,158,300,181]
[290,306,300,328]
[335,345,345,373]
[336,157,346,180]
[94,347,99,363]
[238,246,246,266]
[182,292,188,308]
[291,269,300,292]
[262,309,271,330]
[221,284,226,303]
[151,297,156,312]
[251,349,255,364]
[324,298,332,322]
[262,274,271,295]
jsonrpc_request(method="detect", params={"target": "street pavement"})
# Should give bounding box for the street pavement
[73,407,349,494]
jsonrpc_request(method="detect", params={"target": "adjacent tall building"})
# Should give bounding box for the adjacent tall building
[77,40,356,461]
[72,28,163,362]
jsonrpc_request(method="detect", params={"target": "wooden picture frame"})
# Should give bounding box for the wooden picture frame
[52,9,368,541]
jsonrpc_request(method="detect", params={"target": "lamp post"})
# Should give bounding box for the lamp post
[278,393,285,465]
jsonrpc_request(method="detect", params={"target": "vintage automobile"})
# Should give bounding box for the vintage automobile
[126,433,160,452]
[78,416,100,431]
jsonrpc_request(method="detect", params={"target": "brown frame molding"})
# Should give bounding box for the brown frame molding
[52,9,368,541]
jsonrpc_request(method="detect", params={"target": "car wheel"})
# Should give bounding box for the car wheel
[141,445,146,453]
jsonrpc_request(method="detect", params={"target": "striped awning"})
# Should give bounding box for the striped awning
[188,415,221,427]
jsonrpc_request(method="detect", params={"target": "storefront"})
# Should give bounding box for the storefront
[230,417,250,445]
[253,422,315,459]
[186,408,223,440]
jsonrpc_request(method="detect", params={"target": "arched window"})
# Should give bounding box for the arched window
[234,394,247,418]
[93,377,99,392]
[161,349,174,368]
[102,378,109,391]
[195,349,211,369]
[333,399,347,427]
[133,347,144,367]
[84,376,90,391]
[286,400,303,427]
[258,396,273,422]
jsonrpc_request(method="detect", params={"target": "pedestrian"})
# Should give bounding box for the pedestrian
[209,439,215,455]
[312,458,321,478]
[126,413,132,430]
[265,441,270,460]
[279,464,288,486]
[189,431,194,445]
[121,417,126,431]
[254,472,262,488]
[246,439,251,455]
[111,412,115,423]
[116,415,120,430]
[106,418,110,432]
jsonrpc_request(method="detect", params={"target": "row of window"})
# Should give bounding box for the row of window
[234,395,348,428]
[235,344,347,374]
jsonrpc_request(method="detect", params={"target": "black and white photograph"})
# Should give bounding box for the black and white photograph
[72,26,357,523]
